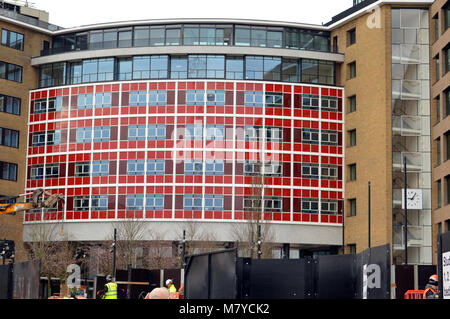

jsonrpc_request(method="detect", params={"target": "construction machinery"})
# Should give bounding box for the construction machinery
[0,188,64,215]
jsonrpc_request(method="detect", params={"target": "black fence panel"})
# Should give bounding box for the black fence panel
[12,260,41,299]
[246,259,306,299]
[437,231,450,298]
[316,254,356,299]
[0,264,12,299]
[210,250,237,299]
[355,244,390,299]
[394,265,413,299]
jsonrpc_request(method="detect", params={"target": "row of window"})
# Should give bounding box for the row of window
[31,126,340,146]
[70,194,338,214]
[29,160,339,179]
[0,60,22,83]
[32,91,339,112]
[38,55,336,87]
[46,24,330,56]
[1,28,24,51]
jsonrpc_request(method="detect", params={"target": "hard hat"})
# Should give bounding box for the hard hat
[165,279,173,286]
[106,275,113,282]
[429,274,438,285]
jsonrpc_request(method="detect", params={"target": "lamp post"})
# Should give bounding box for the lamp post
[368,181,371,249]
[404,156,408,265]
[113,228,117,281]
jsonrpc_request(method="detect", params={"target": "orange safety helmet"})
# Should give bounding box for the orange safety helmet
[428,274,438,286]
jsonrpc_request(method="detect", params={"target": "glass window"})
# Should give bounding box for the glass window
[302,163,319,179]
[117,58,132,81]
[93,126,110,142]
[89,31,103,49]
[186,90,204,106]
[92,160,109,176]
[266,127,283,142]
[146,194,164,210]
[150,27,165,46]
[126,194,144,210]
[300,32,314,50]
[205,195,223,210]
[267,30,282,48]
[0,127,19,148]
[75,162,90,177]
[282,59,299,82]
[0,161,17,181]
[206,125,224,140]
[206,90,225,105]
[74,196,90,211]
[318,61,335,85]
[251,28,266,47]
[286,29,299,49]
[166,28,180,45]
[302,128,319,144]
[98,58,114,81]
[265,93,283,107]
[200,27,216,45]
[133,56,150,79]
[170,56,187,78]
[91,195,108,211]
[148,91,167,106]
[302,59,319,83]
[207,55,225,78]
[188,55,207,78]
[82,59,98,83]
[205,159,224,175]
[226,56,244,80]
[129,91,147,106]
[69,62,82,84]
[263,57,281,81]
[245,56,264,80]
[185,124,203,139]
[1,29,24,50]
[147,159,165,175]
[147,124,166,140]
[95,92,112,108]
[103,29,117,49]
[0,95,20,115]
[128,125,146,141]
[150,55,168,78]
[77,93,94,109]
[184,194,203,210]
[244,91,263,107]
[184,27,199,45]
[134,27,149,47]
[235,27,250,46]
[128,159,146,175]
[185,160,203,175]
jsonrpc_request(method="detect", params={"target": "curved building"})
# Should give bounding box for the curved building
[23,18,345,256]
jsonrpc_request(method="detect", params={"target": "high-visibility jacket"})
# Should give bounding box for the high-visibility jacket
[104,282,118,299]
[423,286,438,299]
[168,284,177,293]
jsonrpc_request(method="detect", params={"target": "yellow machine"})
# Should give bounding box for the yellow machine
[0,189,64,215]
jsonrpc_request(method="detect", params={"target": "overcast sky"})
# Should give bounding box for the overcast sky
[29,0,353,28]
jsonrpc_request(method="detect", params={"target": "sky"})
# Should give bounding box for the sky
[27,0,353,28]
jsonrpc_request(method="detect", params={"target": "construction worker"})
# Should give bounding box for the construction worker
[423,274,439,299]
[166,279,177,293]
[100,275,118,299]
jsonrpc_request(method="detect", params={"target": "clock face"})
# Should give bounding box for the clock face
[403,189,422,210]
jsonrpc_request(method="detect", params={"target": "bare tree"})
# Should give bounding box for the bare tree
[144,228,178,269]
[113,215,147,269]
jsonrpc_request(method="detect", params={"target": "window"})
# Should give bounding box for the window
[75,162,90,177]
[437,137,441,166]
[186,90,204,105]
[0,162,17,181]
[436,96,441,123]
[446,175,450,205]
[147,124,166,140]
[266,127,283,142]
[1,29,24,50]
[92,160,109,176]
[128,125,146,141]
[321,165,338,180]
[204,195,223,211]
[150,27,165,46]
[321,200,338,214]
[0,127,19,148]
[185,124,203,140]
[147,159,165,175]
[74,196,90,211]
[435,55,440,81]
[348,61,356,79]
[446,90,450,117]
[446,47,450,75]
[127,159,146,175]
[77,93,94,109]
[263,162,282,176]
[188,55,224,78]
[185,160,203,175]
[348,129,356,147]
[32,131,47,147]
[302,199,319,214]
[126,194,144,210]
[438,180,442,208]
[264,197,282,212]
[245,161,261,176]
[76,128,92,143]
[348,96,356,113]
[206,90,225,105]
[433,14,439,41]
[321,96,338,111]
[302,94,319,110]
[302,163,319,179]
[0,61,22,82]
[226,56,244,79]
[95,92,112,108]
[205,159,224,175]
[347,28,356,46]
[245,126,262,141]
[91,195,108,211]
[265,92,283,107]
[184,195,203,210]
[170,56,187,78]
[349,164,356,181]
[45,164,59,178]
[0,94,20,115]
[93,126,110,142]
[206,125,224,140]
[349,198,356,216]
[148,90,167,106]
[244,196,262,211]
[446,131,450,161]
[146,194,164,210]
[30,165,44,180]
[244,91,263,107]
[129,91,147,106]
[302,129,319,144]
